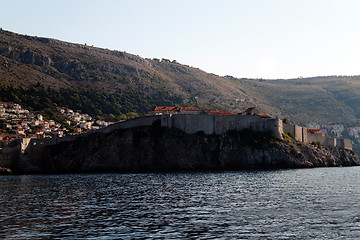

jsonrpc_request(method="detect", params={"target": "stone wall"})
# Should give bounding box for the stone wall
[282,122,353,150]
[283,123,294,136]
[0,144,20,168]
[337,139,353,150]
[343,139,353,150]
[100,116,162,134]
[159,114,284,138]
[294,125,303,142]
[302,128,308,144]
[283,123,305,142]
[306,132,326,144]
[4,114,352,167]
[169,114,215,135]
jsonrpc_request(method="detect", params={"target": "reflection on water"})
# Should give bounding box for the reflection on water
[1,167,360,239]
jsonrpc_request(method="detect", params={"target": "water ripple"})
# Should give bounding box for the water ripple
[1,168,360,239]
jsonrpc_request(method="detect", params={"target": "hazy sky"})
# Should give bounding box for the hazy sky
[1,0,360,79]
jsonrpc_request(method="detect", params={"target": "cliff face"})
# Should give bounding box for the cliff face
[13,123,360,174]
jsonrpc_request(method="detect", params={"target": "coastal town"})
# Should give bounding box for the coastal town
[0,102,113,144]
[0,102,359,150]
[0,103,356,175]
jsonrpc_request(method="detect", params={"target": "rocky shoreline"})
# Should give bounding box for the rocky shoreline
[4,122,358,174]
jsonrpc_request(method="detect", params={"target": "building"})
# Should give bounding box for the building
[257,114,272,119]
[242,107,261,115]
[307,128,325,135]
[148,106,202,116]
[204,110,234,115]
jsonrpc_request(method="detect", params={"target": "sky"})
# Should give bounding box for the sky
[1,0,360,79]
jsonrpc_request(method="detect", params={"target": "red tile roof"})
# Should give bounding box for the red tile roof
[204,110,234,115]
[307,128,325,134]
[179,107,201,111]
[151,106,179,111]
[150,106,201,112]
[257,114,272,118]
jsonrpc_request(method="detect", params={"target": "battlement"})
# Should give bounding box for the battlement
[8,114,352,166]
[283,123,352,150]
[160,114,283,138]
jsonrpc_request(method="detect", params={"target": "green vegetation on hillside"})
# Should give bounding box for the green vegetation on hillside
[0,29,248,116]
[0,84,184,121]
[3,29,360,137]
[230,77,360,126]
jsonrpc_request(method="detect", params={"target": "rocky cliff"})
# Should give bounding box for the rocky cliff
[11,122,360,174]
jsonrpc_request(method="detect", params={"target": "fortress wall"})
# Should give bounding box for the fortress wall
[0,144,20,168]
[249,120,263,132]
[3,115,353,169]
[101,116,162,134]
[305,132,346,148]
[235,115,259,131]
[294,125,303,142]
[306,133,326,144]
[119,116,161,129]
[161,115,172,128]
[100,122,123,134]
[172,114,215,135]
[57,135,78,143]
[171,115,186,133]
[336,139,344,149]
[214,115,238,134]
[283,123,303,142]
[21,116,163,156]
[26,138,55,154]
[198,114,215,134]
[214,115,271,135]
[324,137,336,148]
[283,123,295,136]
[186,115,198,134]
[214,115,283,138]
[302,127,308,143]
[306,133,337,147]
[159,114,284,138]
[17,115,354,159]
[23,134,96,162]
[336,138,353,150]
[215,116,229,134]
[264,118,283,139]
[343,139,353,150]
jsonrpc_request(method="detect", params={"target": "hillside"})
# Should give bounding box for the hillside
[230,76,360,126]
[1,28,360,127]
[0,29,250,114]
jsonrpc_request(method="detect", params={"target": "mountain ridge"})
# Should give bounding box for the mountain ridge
[0,28,249,112]
[1,28,360,128]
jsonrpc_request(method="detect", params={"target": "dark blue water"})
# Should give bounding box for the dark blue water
[1,168,360,239]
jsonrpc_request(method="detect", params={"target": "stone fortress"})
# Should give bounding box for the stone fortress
[104,106,352,150]
[0,106,353,169]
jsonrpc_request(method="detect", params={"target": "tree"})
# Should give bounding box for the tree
[283,118,290,124]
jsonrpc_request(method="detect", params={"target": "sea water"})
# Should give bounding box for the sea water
[1,168,360,239]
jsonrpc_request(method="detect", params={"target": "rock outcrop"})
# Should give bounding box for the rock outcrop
[11,122,360,174]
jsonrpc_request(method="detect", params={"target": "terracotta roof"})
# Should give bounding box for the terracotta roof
[151,106,179,111]
[205,110,234,115]
[257,114,272,118]
[179,107,201,111]
[244,107,256,113]
[307,128,325,134]
[151,106,201,112]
